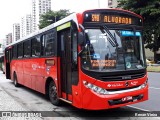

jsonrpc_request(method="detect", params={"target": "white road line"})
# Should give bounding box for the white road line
[149,87,160,90]
[127,105,150,112]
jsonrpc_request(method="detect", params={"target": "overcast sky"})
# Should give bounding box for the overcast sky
[0,0,108,43]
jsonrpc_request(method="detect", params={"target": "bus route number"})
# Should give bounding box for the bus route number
[92,14,100,22]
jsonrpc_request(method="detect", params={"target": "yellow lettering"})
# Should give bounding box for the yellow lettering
[126,18,128,24]
[115,17,118,23]
[108,16,111,22]
[112,16,115,23]
[122,18,125,24]
[104,16,108,22]
[119,17,122,23]
[129,18,132,24]
[92,14,100,22]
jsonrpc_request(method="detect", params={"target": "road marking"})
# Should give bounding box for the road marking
[149,87,160,90]
[127,105,150,112]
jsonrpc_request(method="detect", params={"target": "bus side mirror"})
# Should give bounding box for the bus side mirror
[78,32,84,45]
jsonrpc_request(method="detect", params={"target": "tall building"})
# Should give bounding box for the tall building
[6,33,12,45]
[21,14,32,38]
[108,0,118,8]
[13,23,20,42]
[32,0,51,32]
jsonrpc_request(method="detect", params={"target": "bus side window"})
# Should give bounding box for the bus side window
[44,31,55,56]
[17,43,23,58]
[41,35,45,56]
[31,36,41,57]
[72,33,78,65]
[13,45,17,59]
[24,40,31,58]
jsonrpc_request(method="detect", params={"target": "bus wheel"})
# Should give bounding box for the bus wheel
[49,81,60,106]
[13,73,20,87]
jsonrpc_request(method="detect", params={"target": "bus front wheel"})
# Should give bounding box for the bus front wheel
[49,81,60,106]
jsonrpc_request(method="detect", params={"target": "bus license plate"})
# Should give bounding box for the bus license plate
[122,96,132,102]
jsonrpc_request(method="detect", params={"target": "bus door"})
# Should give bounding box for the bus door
[57,22,78,101]
[5,49,12,79]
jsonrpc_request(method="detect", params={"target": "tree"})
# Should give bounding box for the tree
[39,9,71,29]
[118,0,160,61]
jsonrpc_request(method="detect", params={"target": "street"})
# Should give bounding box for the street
[128,72,160,111]
[0,71,160,120]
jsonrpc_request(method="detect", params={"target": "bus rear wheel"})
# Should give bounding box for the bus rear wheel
[13,73,20,87]
[49,81,60,106]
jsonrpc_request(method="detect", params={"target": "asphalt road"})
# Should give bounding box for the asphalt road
[127,72,160,111]
[0,71,159,120]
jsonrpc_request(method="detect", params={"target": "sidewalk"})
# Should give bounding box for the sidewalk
[0,71,43,119]
[0,71,26,111]
[0,87,27,111]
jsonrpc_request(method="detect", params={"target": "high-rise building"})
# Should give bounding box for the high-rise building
[13,23,20,42]
[6,33,12,45]
[108,0,118,8]
[32,0,51,32]
[21,14,32,38]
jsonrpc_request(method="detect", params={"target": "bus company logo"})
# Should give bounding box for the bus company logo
[107,84,111,87]
[107,83,123,88]
[125,81,129,87]
[130,81,138,86]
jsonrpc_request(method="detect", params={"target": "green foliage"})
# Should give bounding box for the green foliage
[118,0,160,52]
[39,9,71,29]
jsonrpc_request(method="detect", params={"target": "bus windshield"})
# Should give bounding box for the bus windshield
[81,28,145,72]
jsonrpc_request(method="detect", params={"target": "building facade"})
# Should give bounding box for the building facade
[13,23,20,42]
[6,33,12,45]
[21,14,32,38]
[32,0,51,32]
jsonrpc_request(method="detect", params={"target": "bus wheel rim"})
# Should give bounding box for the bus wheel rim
[50,84,57,100]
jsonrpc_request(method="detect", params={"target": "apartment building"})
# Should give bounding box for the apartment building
[6,33,12,45]
[32,0,51,32]
[13,23,20,42]
[21,14,32,38]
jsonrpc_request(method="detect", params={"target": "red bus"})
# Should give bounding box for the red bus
[4,9,148,110]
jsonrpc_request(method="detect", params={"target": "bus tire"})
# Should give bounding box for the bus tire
[49,81,60,106]
[13,73,20,87]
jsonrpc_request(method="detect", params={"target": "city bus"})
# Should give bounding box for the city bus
[4,9,148,110]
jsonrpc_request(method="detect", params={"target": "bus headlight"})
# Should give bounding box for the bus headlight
[83,81,109,95]
[140,79,148,89]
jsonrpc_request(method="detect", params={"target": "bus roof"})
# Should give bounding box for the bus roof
[6,12,79,48]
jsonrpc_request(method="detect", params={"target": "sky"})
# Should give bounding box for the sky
[0,0,108,44]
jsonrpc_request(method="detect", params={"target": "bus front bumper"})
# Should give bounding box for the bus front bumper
[82,85,148,110]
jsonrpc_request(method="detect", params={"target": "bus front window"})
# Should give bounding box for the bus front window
[81,29,145,72]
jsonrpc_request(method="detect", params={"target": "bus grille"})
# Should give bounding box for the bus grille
[99,72,145,81]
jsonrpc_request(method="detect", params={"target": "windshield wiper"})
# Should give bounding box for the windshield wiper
[100,25,119,47]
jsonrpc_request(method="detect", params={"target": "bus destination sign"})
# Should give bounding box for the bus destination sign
[92,14,132,24]
[84,12,142,26]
